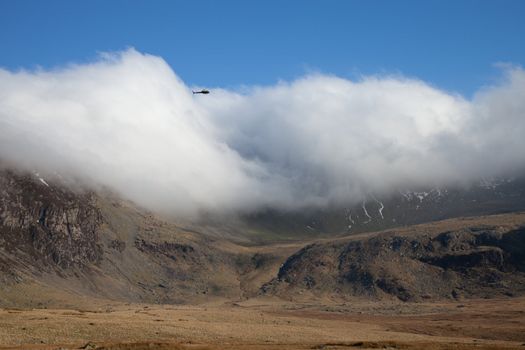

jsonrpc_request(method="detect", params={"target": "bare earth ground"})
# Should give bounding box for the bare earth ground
[1,297,525,350]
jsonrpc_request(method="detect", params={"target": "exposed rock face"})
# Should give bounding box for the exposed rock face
[0,169,103,269]
[135,239,197,262]
[264,225,525,301]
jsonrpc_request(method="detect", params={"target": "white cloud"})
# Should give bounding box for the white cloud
[1,49,524,216]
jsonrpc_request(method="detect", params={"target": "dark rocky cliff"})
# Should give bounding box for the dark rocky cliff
[0,169,103,271]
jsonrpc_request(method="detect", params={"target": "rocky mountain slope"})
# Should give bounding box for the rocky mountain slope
[244,177,525,239]
[1,166,525,306]
[263,219,525,301]
[0,168,290,306]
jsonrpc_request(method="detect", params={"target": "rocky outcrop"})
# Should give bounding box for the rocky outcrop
[0,169,103,269]
[264,225,525,301]
[135,238,197,262]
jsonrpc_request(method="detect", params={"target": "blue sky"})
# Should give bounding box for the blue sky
[1,0,524,96]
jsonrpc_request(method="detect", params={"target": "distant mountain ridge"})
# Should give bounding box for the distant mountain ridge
[243,177,525,240]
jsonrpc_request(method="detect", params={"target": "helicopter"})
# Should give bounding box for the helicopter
[192,89,210,94]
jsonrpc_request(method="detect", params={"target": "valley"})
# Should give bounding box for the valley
[1,168,525,349]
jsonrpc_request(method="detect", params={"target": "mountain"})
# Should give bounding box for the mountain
[243,177,525,240]
[1,166,525,307]
[0,167,290,307]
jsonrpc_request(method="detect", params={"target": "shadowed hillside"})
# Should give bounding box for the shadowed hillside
[263,223,525,301]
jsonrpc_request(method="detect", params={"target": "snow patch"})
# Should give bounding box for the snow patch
[362,201,372,223]
[400,190,429,202]
[415,192,429,202]
[378,201,384,219]
[34,172,50,187]
[371,195,385,219]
